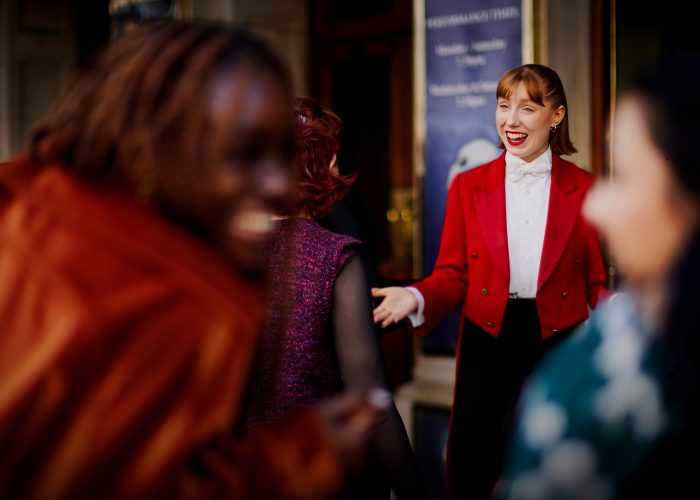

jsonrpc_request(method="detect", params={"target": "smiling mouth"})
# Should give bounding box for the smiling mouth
[505,131,528,146]
[229,209,275,244]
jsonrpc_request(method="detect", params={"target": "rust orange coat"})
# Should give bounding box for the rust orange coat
[0,158,341,500]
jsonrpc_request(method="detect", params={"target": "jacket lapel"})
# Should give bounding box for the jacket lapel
[537,155,582,291]
[474,153,510,285]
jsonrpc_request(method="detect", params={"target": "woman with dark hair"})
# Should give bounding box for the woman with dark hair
[241,97,429,500]
[0,22,384,500]
[373,64,607,499]
[498,57,700,500]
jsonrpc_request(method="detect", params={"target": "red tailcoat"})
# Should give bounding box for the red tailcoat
[412,153,606,340]
[411,153,606,491]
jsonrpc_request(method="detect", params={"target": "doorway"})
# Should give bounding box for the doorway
[310,0,415,389]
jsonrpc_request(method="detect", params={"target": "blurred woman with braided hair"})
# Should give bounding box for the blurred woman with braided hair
[240,97,429,500]
[0,21,386,500]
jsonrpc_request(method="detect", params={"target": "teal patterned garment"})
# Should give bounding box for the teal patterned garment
[497,296,675,500]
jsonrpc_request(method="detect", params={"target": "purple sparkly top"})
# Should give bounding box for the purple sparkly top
[241,218,359,433]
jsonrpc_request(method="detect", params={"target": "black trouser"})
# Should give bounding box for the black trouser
[447,299,571,500]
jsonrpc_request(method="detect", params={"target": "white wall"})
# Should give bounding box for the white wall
[192,0,309,95]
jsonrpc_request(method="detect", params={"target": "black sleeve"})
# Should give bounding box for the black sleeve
[331,253,430,500]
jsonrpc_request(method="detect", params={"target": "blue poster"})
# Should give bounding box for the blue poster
[423,1,522,353]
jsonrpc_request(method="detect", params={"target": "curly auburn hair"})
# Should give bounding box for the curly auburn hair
[284,97,357,219]
[28,21,289,184]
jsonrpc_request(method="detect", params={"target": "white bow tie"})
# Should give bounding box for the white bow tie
[506,160,550,182]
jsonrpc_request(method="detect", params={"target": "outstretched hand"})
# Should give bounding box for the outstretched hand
[318,389,392,473]
[371,287,418,328]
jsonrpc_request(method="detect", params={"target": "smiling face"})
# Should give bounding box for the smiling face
[496,82,565,162]
[155,66,294,272]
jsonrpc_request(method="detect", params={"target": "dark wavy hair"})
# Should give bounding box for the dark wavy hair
[282,97,357,219]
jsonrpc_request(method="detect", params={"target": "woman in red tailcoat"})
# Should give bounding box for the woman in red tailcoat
[373,65,607,499]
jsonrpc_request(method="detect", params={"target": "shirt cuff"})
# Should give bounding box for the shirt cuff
[405,287,425,328]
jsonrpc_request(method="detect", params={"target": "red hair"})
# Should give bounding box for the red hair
[284,97,356,219]
[496,64,577,156]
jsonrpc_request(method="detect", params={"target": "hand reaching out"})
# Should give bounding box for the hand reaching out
[318,389,393,473]
[371,287,418,328]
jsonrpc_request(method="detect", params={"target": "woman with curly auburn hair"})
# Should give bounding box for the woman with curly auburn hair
[282,97,356,219]
[241,97,429,500]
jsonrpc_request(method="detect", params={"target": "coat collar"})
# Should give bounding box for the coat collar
[537,156,583,291]
[473,153,509,284]
[550,154,578,194]
[475,152,506,194]
[474,153,583,290]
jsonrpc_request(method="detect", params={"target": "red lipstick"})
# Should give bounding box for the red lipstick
[505,131,527,146]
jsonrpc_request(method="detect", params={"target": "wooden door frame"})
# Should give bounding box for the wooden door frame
[311,0,411,43]
[591,0,612,179]
[591,0,617,288]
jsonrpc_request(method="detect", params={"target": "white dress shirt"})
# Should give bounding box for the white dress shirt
[504,147,552,298]
[405,147,553,327]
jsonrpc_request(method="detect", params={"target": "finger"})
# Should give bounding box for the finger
[383,310,406,328]
[372,303,386,316]
[320,392,365,421]
[381,314,395,328]
[371,288,389,297]
[373,310,391,324]
[393,309,409,323]
[373,305,395,320]
[374,307,391,319]
[338,404,378,442]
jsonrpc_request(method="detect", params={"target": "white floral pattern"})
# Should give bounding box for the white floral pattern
[498,295,671,500]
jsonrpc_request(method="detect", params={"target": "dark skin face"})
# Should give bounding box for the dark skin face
[155,67,294,273]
